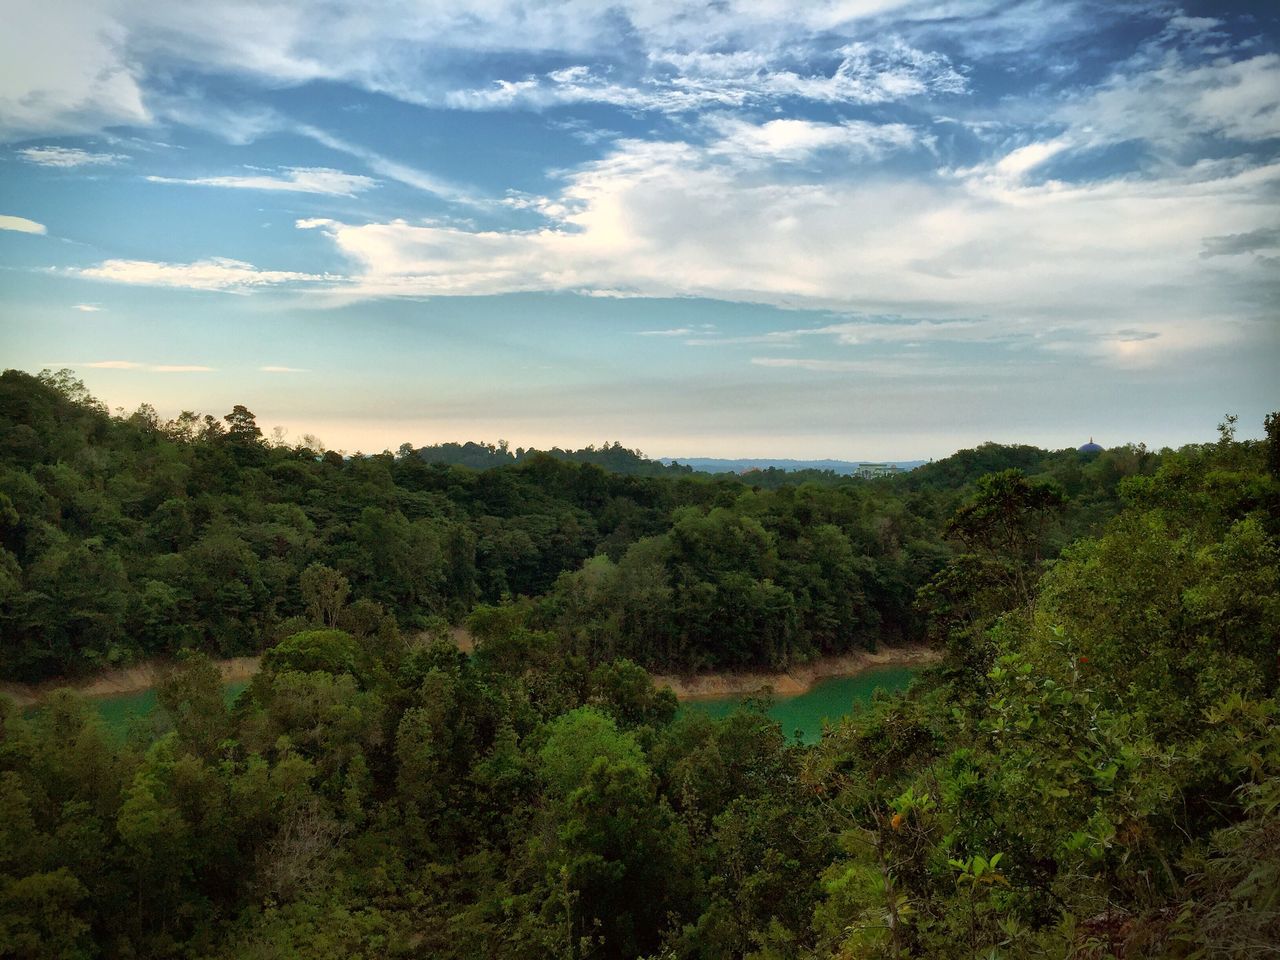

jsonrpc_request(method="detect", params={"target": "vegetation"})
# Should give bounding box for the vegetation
[0,369,1149,680]
[1,368,1276,958]
[407,439,692,477]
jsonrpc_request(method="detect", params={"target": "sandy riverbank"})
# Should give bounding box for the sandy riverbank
[2,639,940,709]
[0,627,466,709]
[0,657,262,710]
[651,644,942,700]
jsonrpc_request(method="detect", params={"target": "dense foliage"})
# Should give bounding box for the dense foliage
[408,439,692,477]
[0,369,1151,680]
[0,404,1276,959]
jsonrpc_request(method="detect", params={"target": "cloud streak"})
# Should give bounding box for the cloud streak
[287,123,1277,371]
[146,165,376,196]
[1,3,1274,420]
[444,38,967,112]
[0,214,46,234]
[19,145,126,167]
[65,360,214,372]
[74,257,337,293]
[0,0,1048,140]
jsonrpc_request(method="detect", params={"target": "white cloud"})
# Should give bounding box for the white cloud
[82,360,144,369]
[73,303,102,311]
[944,45,1280,206]
[75,256,335,292]
[70,359,213,371]
[0,0,985,138]
[802,317,1000,346]
[1057,53,1280,153]
[752,357,876,373]
[0,214,46,234]
[293,124,475,202]
[121,105,472,201]
[750,356,929,376]
[1171,15,1222,32]
[990,139,1070,179]
[444,38,966,113]
[19,145,126,167]
[1200,227,1280,259]
[709,117,925,163]
[0,0,149,139]
[147,165,376,197]
[5,1,1273,383]
[637,328,694,337]
[292,123,1278,367]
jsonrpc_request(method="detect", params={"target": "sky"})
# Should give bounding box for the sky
[1,0,1277,459]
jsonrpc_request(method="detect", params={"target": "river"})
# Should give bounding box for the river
[679,665,917,743]
[57,680,251,736]
[35,663,919,745]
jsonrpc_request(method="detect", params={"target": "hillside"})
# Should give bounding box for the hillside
[1,388,1275,959]
[660,457,929,475]
[1,368,1156,681]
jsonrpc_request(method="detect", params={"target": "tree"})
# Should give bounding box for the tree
[945,469,1064,611]
[262,628,359,677]
[223,405,263,444]
[550,755,691,960]
[300,563,349,627]
[156,652,231,760]
[1265,410,1280,480]
[0,869,93,960]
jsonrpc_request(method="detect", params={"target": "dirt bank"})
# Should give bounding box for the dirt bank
[651,644,942,701]
[1,626,477,709]
[2,637,939,709]
[0,657,262,710]
[449,626,475,653]
[1,624,480,709]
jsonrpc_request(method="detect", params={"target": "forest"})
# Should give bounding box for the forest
[0,368,1277,958]
[2,369,1149,681]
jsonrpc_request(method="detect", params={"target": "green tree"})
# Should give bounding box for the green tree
[299,563,349,627]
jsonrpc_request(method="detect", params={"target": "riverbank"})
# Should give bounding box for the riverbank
[651,644,942,700]
[0,628,467,709]
[0,657,261,710]
[1,641,941,709]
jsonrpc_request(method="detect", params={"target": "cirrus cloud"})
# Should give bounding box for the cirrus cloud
[74,256,337,293]
[63,360,214,372]
[146,165,377,197]
[0,0,1012,140]
[0,214,46,234]
[443,38,967,112]
[18,145,126,167]
[291,115,1278,367]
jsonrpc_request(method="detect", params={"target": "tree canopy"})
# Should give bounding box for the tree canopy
[2,368,1276,959]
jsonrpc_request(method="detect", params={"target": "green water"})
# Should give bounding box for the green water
[56,667,912,744]
[37,680,251,734]
[680,666,917,744]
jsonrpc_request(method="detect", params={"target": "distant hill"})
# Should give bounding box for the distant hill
[410,446,931,484]
[659,457,928,474]
[410,441,1128,492]
[411,440,691,477]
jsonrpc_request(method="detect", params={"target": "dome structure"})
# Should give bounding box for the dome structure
[1078,438,1103,453]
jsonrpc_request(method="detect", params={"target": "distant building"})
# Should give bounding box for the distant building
[1078,438,1103,454]
[855,462,903,479]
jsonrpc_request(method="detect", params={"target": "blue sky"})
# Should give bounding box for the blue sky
[1,0,1277,458]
